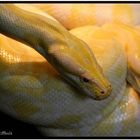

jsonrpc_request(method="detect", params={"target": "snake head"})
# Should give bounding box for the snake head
[48,36,112,100]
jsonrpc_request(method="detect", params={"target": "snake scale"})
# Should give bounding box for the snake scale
[0,4,140,136]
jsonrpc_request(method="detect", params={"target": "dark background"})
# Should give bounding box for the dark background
[0,111,46,138]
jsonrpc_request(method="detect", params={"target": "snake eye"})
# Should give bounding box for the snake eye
[101,91,105,94]
[82,77,89,83]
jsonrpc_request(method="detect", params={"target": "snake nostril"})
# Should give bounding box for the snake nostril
[101,91,105,94]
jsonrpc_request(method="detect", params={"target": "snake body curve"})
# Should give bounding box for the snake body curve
[0,4,140,136]
[0,4,112,100]
[34,4,140,29]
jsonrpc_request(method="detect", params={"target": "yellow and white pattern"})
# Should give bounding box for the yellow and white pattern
[34,4,140,29]
[0,4,140,136]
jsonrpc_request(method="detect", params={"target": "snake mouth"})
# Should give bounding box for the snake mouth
[88,93,110,100]
[93,85,112,100]
[78,84,112,100]
[83,83,112,100]
[93,93,111,100]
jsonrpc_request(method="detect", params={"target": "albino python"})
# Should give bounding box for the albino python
[0,4,140,136]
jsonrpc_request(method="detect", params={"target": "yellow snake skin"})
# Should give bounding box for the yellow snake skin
[0,4,140,137]
[0,4,112,100]
[34,4,140,29]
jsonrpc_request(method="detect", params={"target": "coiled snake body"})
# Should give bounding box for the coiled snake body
[0,4,140,136]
